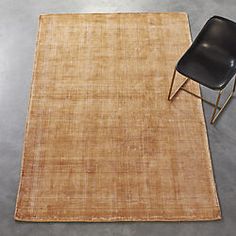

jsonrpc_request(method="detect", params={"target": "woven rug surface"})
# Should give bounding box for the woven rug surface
[15,12,221,222]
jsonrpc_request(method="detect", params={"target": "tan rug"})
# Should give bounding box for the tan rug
[15,12,221,222]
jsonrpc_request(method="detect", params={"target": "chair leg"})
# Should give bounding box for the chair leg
[168,69,236,124]
[210,91,222,124]
[211,78,236,124]
[168,67,188,101]
[210,77,236,124]
[167,68,177,100]
[233,76,236,92]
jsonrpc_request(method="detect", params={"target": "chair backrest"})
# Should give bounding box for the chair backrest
[192,16,236,63]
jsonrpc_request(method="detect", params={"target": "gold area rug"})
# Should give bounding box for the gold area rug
[15,12,221,222]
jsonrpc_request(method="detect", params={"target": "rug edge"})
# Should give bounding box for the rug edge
[14,214,222,222]
[14,15,44,221]
[38,11,189,18]
[183,12,222,220]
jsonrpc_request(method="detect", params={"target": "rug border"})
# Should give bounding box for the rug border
[14,14,44,222]
[14,12,222,222]
[185,13,222,221]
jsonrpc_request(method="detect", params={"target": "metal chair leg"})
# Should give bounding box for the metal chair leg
[168,67,188,101]
[168,69,236,124]
[210,91,222,124]
[210,77,236,124]
[168,68,177,100]
[233,76,236,92]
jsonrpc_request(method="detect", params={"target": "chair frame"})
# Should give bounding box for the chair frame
[168,67,236,124]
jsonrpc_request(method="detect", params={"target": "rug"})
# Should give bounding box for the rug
[15,12,221,222]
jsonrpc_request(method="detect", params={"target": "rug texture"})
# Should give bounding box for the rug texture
[15,12,221,222]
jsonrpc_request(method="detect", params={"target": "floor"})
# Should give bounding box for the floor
[0,0,236,235]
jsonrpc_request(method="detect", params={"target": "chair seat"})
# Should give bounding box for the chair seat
[168,16,236,124]
[177,45,236,90]
[176,16,236,90]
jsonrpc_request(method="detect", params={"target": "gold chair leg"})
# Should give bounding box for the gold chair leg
[180,87,221,109]
[168,67,188,101]
[168,69,236,124]
[210,77,236,124]
[168,68,177,100]
[233,76,236,92]
[210,91,222,124]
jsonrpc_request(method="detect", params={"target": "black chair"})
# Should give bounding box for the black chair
[168,16,236,124]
